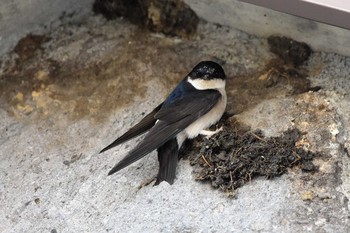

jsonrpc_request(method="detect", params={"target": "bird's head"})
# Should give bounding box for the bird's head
[187,61,226,90]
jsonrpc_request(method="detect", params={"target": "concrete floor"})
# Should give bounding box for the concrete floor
[1,11,350,233]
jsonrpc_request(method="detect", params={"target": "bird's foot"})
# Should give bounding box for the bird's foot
[200,126,223,139]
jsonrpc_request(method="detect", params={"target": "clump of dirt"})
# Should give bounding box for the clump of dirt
[93,0,198,38]
[93,0,147,23]
[182,117,320,194]
[267,36,312,67]
[13,34,51,62]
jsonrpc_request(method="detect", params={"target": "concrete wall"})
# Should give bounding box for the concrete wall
[185,0,350,56]
[1,0,350,57]
[0,0,94,56]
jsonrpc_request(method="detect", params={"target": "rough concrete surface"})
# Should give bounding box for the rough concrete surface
[0,0,94,57]
[185,0,350,57]
[1,10,350,233]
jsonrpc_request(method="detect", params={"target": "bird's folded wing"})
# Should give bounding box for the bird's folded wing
[108,89,221,175]
[100,103,163,153]
[154,89,221,123]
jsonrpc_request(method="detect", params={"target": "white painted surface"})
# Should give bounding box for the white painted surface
[241,0,350,29]
[306,0,350,11]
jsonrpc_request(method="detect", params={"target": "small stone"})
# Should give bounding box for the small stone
[301,190,315,201]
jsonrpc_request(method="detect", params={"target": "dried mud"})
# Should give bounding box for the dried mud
[182,116,322,194]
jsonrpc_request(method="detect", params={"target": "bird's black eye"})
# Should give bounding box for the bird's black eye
[189,61,226,80]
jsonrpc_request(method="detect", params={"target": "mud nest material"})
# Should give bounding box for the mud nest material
[182,118,320,193]
[93,0,198,38]
[256,36,320,96]
[267,36,312,67]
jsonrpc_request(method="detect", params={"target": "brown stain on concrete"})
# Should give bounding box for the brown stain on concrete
[0,30,190,123]
[0,20,318,126]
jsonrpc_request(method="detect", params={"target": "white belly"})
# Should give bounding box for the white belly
[185,88,227,139]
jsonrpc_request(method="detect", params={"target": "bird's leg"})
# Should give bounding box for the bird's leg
[200,126,223,139]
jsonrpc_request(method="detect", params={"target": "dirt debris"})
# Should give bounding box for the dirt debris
[268,36,312,67]
[93,0,147,23]
[182,117,321,194]
[93,0,198,38]
[13,34,51,62]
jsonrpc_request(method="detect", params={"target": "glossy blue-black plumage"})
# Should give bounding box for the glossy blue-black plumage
[162,78,196,108]
[100,60,226,185]
[162,60,225,108]
[189,61,226,80]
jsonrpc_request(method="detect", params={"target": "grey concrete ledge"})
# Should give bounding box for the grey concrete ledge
[186,0,350,56]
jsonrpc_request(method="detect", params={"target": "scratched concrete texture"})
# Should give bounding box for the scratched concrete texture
[1,11,350,233]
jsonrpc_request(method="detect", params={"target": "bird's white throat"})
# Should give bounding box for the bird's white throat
[187,76,226,90]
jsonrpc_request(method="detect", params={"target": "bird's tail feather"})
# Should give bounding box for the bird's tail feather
[107,121,182,176]
[154,138,179,185]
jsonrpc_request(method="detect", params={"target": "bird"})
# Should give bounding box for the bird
[100,61,227,185]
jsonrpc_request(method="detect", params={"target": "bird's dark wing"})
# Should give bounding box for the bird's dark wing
[100,103,163,153]
[154,89,221,123]
[108,89,221,176]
